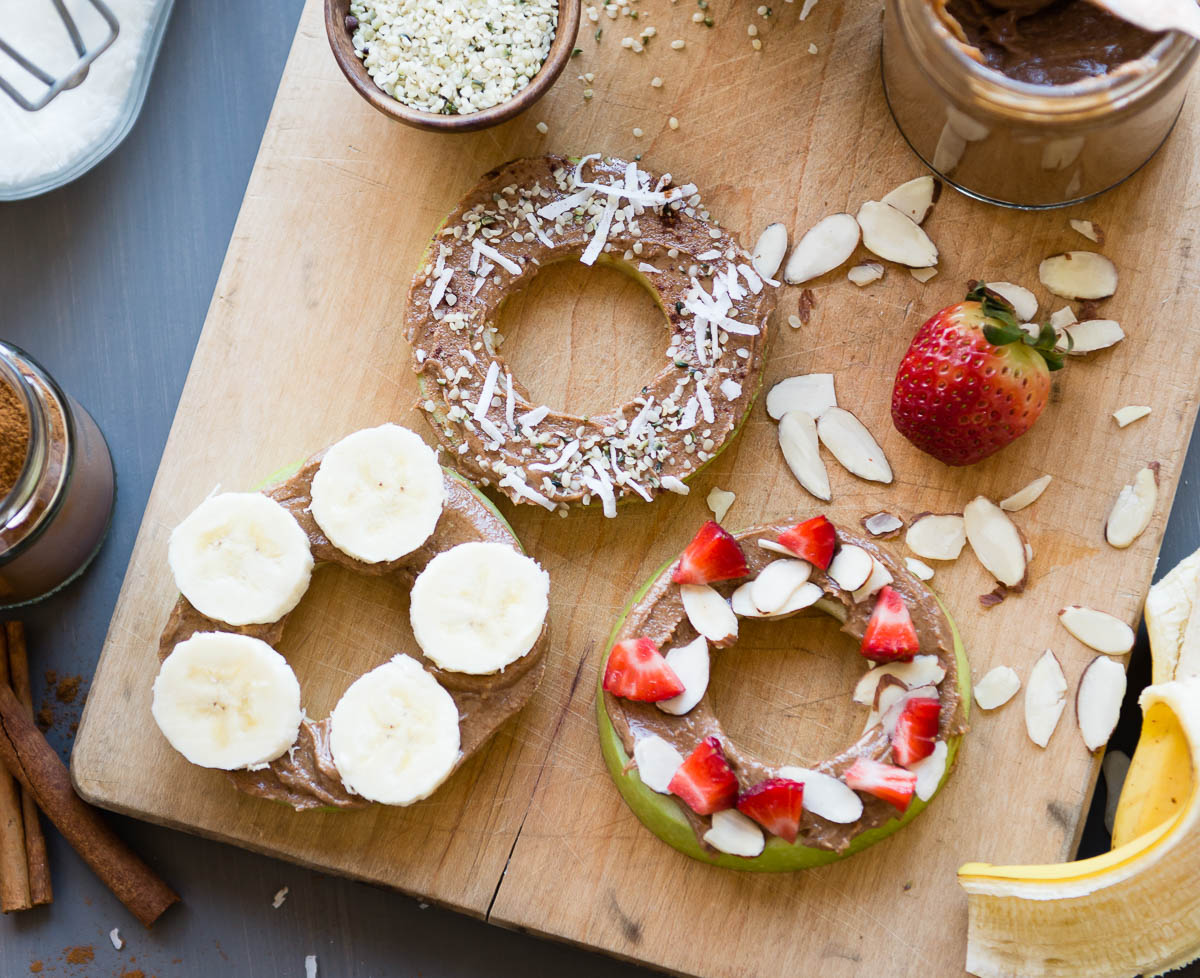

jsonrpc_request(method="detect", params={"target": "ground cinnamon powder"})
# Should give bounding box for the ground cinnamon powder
[0,378,30,499]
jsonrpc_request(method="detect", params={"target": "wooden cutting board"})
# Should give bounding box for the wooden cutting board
[73,0,1200,973]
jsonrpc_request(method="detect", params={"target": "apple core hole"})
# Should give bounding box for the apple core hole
[705,607,867,770]
[496,258,670,418]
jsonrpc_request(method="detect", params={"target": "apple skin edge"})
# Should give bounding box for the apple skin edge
[596,564,972,871]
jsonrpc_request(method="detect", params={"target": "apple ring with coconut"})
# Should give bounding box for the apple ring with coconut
[150,423,550,811]
[598,516,970,870]
[405,153,776,516]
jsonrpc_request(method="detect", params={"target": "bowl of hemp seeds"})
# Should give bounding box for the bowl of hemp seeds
[325,0,580,132]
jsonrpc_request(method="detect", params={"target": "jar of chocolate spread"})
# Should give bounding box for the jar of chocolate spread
[0,342,115,607]
[882,0,1198,207]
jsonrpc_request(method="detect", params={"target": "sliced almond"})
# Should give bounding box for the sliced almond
[863,512,904,537]
[1057,319,1124,355]
[1068,218,1103,245]
[1076,655,1127,752]
[703,809,764,857]
[656,636,710,716]
[827,544,873,592]
[680,583,738,646]
[869,676,909,731]
[905,513,966,561]
[1038,251,1118,300]
[963,496,1027,588]
[857,200,938,268]
[751,559,812,615]
[946,106,989,142]
[632,734,684,793]
[778,410,831,502]
[706,487,735,523]
[852,654,946,705]
[756,538,794,557]
[881,176,937,225]
[816,407,893,484]
[1058,605,1135,655]
[973,665,1021,710]
[932,121,966,173]
[1113,405,1151,428]
[912,740,949,801]
[910,266,938,283]
[1106,465,1158,549]
[1000,474,1052,512]
[730,582,764,618]
[783,213,861,285]
[769,582,823,619]
[1049,305,1077,330]
[1024,649,1067,748]
[852,558,893,603]
[752,222,788,281]
[777,766,864,823]
[847,262,885,287]
[985,282,1038,323]
[905,557,934,581]
[766,373,836,421]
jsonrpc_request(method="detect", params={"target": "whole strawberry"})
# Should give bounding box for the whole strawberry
[891,285,1064,466]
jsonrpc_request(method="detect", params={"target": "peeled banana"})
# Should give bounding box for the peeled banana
[958,545,1200,978]
[959,677,1200,978]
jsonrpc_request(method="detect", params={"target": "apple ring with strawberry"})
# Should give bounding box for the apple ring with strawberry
[598,517,970,869]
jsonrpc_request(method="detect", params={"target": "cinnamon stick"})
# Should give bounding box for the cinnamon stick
[0,682,178,926]
[0,627,30,912]
[5,623,51,906]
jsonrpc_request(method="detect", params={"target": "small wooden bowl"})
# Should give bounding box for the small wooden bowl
[324,0,581,134]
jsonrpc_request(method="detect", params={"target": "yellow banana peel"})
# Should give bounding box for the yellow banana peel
[1112,547,1200,846]
[958,677,1200,978]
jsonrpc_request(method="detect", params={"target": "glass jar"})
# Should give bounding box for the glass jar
[882,0,1198,208]
[0,342,115,607]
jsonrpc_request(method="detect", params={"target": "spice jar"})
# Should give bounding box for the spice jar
[881,0,1198,208]
[0,342,115,607]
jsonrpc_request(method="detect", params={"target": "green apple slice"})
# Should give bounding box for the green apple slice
[597,571,971,871]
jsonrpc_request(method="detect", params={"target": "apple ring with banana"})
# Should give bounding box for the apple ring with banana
[599,516,970,870]
[405,153,776,516]
[150,423,550,811]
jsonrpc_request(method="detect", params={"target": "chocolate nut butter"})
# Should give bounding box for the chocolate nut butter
[0,342,115,607]
[882,0,1198,207]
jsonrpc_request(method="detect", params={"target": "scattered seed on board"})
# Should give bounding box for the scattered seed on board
[669,117,679,129]
[536,122,549,134]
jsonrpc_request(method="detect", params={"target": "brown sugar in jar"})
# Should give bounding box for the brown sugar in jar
[0,342,114,607]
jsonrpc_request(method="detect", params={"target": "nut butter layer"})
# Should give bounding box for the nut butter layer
[406,154,775,515]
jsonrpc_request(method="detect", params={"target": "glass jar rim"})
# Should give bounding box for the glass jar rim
[0,342,76,560]
[900,1,1198,122]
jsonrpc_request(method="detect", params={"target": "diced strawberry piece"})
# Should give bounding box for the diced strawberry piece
[736,778,805,844]
[776,515,837,570]
[891,696,940,767]
[603,638,686,702]
[672,520,749,585]
[860,586,920,663]
[844,757,917,813]
[668,736,739,815]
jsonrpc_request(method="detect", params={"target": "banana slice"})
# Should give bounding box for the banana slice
[310,424,445,564]
[329,654,461,806]
[151,632,303,770]
[410,541,550,674]
[168,492,314,626]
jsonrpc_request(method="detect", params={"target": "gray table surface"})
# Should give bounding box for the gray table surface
[0,2,1197,976]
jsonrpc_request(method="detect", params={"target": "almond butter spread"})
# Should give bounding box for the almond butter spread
[941,0,1163,85]
[158,457,547,812]
[406,154,774,516]
[604,526,968,853]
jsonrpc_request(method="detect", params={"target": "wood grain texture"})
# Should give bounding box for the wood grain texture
[72,0,1200,972]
